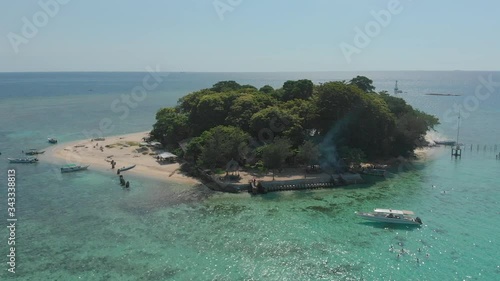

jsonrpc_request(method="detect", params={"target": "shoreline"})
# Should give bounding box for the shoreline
[44,131,201,185]
[43,131,440,189]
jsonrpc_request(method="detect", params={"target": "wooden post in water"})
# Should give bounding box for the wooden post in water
[451,145,461,158]
[452,112,461,158]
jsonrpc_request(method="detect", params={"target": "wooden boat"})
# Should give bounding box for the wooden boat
[8,157,39,163]
[25,149,45,155]
[356,208,422,225]
[117,164,136,172]
[61,164,89,173]
[48,138,58,144]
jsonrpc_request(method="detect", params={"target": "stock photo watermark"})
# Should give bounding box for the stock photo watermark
[442,74,500,127]
[339,0,406,63]
[7,0,71,54]
[6,169,17,274]
[213,0,242,21]
[82,65,164,140]
[50,65,165,180]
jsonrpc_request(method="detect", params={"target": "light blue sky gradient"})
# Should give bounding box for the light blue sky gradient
[1,0,499,72]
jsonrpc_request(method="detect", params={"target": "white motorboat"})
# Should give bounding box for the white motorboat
[61,164,89,173]
[356,208,422,225]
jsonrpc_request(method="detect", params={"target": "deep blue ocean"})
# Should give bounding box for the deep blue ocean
[0,71,499,280]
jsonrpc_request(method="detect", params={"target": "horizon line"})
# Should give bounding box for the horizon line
[1,69,499,74]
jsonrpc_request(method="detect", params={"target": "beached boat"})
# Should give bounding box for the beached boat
[48,138,58,144]
[356,208,422,225]
[25,149,45,155]
[117,164,136,172]
[61,164,89,173]
[8,157,39,163]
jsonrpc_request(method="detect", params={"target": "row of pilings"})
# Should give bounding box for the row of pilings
[439,144,499,152]
[250,174,365,194]
[449,144,500,158]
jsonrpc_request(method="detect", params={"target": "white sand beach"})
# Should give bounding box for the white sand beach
[44,131,335,186]
[45,131,200,185]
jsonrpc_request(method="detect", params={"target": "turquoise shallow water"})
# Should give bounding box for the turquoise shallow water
[0,72,499,280]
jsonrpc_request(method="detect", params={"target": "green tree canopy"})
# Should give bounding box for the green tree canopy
[349,76,375,93]
[259,85,275,94]
[296,140,320,166]
[211,80,242,92]
[226,93,276,131]
[187,126,249,169]
[312,82,365,135]
[150,108,190,146]
[261,137,292,179]
[249,106,304,146]
[151,76,440,168]
[282,79,314,101]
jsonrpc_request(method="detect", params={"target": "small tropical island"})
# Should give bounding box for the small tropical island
[149,76,439,193]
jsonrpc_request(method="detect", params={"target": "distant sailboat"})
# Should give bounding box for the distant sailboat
[394,81,403,95]
[452,111,462,157]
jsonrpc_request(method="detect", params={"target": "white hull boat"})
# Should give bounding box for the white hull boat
[357,208,422,225]
[61,164,89,173]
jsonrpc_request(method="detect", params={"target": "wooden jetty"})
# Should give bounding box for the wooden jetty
[250,173,364,194]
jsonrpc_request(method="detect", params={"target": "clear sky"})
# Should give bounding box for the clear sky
[1,0,499,72]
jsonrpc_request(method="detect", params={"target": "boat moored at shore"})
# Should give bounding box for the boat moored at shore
[25,149,45,155]
[117,164,136,173]
[61,164,89,173]
[8,157,39,163]
[48,138,58,144]
[356,208,422,225]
